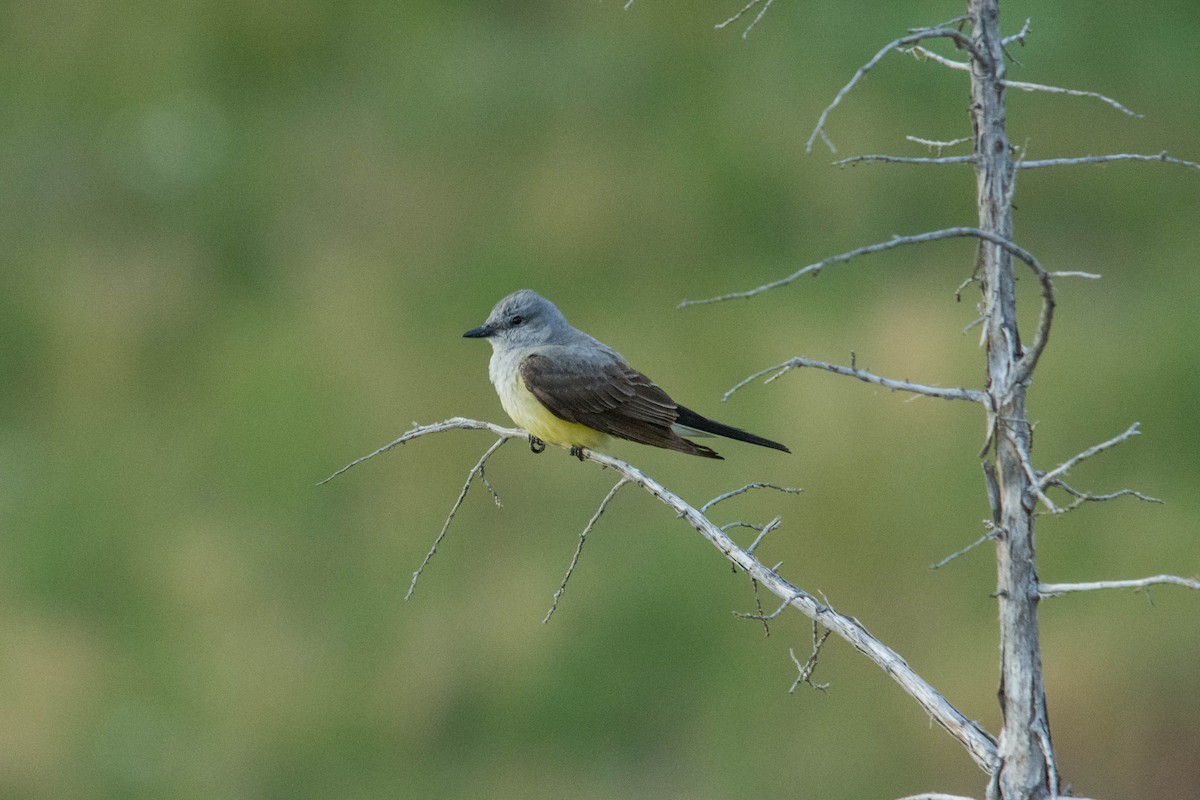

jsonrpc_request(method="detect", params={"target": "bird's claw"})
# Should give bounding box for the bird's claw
[529,436,546,454]
[569,446,586,461]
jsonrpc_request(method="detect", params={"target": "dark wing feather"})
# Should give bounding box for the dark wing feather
[520,351,721,459]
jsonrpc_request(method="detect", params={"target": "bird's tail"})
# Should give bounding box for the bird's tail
[674,406,791,453]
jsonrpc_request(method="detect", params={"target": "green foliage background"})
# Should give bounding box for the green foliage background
[3,1,1198,797]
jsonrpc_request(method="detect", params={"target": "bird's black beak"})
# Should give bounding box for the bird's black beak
[463,324,493,339]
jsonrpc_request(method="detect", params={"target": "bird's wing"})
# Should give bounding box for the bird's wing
[519,350,719,457]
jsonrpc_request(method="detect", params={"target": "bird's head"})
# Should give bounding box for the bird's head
[463,289,569,350]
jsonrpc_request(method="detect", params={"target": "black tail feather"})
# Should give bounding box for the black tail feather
[675,406,791,453]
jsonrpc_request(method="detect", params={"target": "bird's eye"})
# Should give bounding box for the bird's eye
[510,315,524,326]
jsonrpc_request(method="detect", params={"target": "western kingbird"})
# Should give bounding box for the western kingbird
[463,290,790,460]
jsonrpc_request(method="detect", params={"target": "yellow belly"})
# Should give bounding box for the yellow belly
[498,373,606,449]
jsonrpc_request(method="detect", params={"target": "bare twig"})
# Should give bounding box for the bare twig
[746,515,782,555]
[808,23,978,153]
[406,436,509,600]
[1002,78,1142,118]
[1019,152,1200,171]
[1038,423,1141,487]
[788,622,832,693]
[833,154,976,167]
[319,417,518,485]
[701,482,803,513]
[903,42,1142,118]
[331,417,1000,773]
[1043,479,1163,512]
[715,0,775,38]
[930,526,998,570]
[736,592,799,623]
[901,45,969,71]
[907,134,972,151]
[725,355,989,405]
[1040,575,1200,597]
[678,227,1045,310]
[1047,271,1101,279]
[1002,17,1032,47]
[544,478,630,623]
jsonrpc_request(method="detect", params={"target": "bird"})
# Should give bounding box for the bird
[463,290,790,460]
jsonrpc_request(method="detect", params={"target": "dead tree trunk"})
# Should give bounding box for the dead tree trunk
[969,2,1056,798]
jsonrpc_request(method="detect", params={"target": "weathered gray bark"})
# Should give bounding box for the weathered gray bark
[968,1,1056,798]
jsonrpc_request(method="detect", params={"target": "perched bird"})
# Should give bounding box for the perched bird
[463,290,789,460]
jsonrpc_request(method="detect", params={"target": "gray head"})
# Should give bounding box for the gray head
[463,289,573,349]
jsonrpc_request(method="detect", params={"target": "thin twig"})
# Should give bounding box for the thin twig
[750,578,770,635]
[833,154,976,167]
[1019,152,1200,171]
[901,45,969,71]
[1039,423,1141,487]
[930,527,998,570]
[1040,575,1200,597]
[406,437,509,600]
[1043,479,1163,512]
[1047,271,1101,279]
[678,227,1046,310]
[1002,79,1142,118]
[746,516,782,555]
[714,0,775,38]
[788,622,832,693]
[544,478,630,623]
[907,134,972,151]
[701,482,803,513]
[725,355,989,405]
[808,23,978,153]
[1002,17,1033,47]
[319,417,520,485]
[736,593,799,623]
[903,40,1143,118]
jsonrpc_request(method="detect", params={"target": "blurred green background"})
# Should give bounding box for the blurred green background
[3,0,1198,797]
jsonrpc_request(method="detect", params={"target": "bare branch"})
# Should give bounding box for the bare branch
[901,45,969,71]
[1038,423,1141,487]
[930,526,999,570]
[1040,575,1200,597]
[725,355,989,405]
[746,515,782,555]
[319,417,523,485]
[715,0,775,38]
[1002,17,1033,47]
[788,622,832,693]
[808,24,978,153]
[1001,78,1142,118]
[701,482,803,513]
[904,40,1143,119]
[334,417,1000,773]
[544,478,630,623]
[907,134,972,151]
[735,592,799,623]
[1019,152,1200,171]
[678,227,1045,310]
[1047,271,1101,279]
[406,436,510,600]
[833,154,976,168]
[1043,480,1163,513]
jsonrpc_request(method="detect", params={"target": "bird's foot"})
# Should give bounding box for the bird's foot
[528,436,546,454]
[569,446,587,461]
